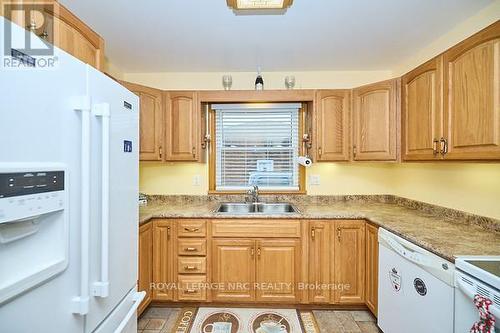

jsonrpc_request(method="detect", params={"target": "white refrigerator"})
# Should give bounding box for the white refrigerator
[0,17,143,333]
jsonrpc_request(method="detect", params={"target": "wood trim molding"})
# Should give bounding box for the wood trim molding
[199,90,315,103]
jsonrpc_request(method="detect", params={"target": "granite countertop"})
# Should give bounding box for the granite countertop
[139,195,500,263]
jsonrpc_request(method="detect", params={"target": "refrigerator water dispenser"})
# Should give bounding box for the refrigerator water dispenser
[0,164,69,304]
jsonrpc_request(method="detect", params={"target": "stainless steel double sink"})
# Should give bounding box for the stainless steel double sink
[214,202,299,214]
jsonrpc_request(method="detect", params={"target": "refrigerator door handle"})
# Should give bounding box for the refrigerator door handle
[71,96,92,315]
[92,103,111,298]
[113,291,146,333]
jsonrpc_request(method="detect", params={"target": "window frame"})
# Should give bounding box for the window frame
[208,103,306,194]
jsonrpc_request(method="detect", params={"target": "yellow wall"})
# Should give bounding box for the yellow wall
[123,70,393,90]
[390,163,500,220]
[133,1,500,220]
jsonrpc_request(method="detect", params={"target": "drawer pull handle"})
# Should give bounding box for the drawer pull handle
[184,265,197,270]
[185,289,197,294]
[184,227,200,232]
[185,247,197,252]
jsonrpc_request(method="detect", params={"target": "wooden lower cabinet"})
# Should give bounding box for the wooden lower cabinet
[152,220,174,301]
[211,238,301,303]
[256,239,301,303]
[177,275,207,301]
[332,220,366,304]
[212,239,256,302]
[143,219,373,309]
[138,223,153,315]
[365,223,379,316]
[308,221,331,303]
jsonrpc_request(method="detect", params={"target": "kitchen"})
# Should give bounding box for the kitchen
[0,0,499,333]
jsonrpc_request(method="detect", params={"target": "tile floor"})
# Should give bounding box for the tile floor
[138,307,381,333]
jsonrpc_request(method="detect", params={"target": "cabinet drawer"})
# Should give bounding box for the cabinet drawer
[177,239,207,256]
[212,220,301,238]
[178,257,207,274]
[177,275,207,301]
[177,220,207,237]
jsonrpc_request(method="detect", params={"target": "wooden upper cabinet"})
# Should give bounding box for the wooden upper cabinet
[212,239,256,302]
[308,221,331,304]
[120,81,164,161]
[353,79,399,161]
[365,223,379,317]
[138,222,153,315]
[255,239,301,303]
[443,21,500,160]
[1,1,105,70]
[164,91,201,161]
[402,56,443,161]
[315,90,351,161]
[332,220,365,304]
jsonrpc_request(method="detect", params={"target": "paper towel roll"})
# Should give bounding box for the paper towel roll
[298,156,312,167]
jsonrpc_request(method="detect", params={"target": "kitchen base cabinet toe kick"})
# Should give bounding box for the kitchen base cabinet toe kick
[138,219,379,315]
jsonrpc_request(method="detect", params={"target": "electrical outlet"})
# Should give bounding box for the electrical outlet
[192,175,201,186]
[309,174,320,185]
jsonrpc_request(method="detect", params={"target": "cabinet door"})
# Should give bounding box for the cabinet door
[365,223,379,316]
[308,221,331,303]
[353,79,399,161]
[165,91,200,161]
[332,220,365,304]
[212,239,255,302]
[443,22,500,160]
[138,223,153,315]
[402,56,443,160]
[315,90,350,161]
[152,220,174,301]
[1,1,105,70]
[256,239,301,303]
[120,81,163,161]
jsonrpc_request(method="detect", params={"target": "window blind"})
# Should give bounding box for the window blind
[213,103,301,191]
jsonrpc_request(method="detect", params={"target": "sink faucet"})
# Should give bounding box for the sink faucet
[247,185,259,203]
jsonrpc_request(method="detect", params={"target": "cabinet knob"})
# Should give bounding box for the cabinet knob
[257,247,261,258]
[318,147,323,157]
[192,147,196,157]
[159,146,163,159]
[185,247,197,252]
[311,227,316,240]
[184,265,197,271]
[185,289,197,294]
[337,227,341,242]
[184,227,200,233]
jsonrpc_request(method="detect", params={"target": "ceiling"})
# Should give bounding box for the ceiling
[59,0,493,73]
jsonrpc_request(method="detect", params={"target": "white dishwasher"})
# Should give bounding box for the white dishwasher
[378,228,455,333]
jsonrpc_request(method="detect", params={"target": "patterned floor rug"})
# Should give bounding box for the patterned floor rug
[171,307,320,333]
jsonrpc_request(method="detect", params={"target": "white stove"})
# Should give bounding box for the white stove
[454,256,500,333]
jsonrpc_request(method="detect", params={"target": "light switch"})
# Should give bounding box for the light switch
[309,174,320,185]
[192,175,201,186]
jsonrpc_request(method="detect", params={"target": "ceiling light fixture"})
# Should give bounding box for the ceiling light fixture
[226,0,293,10]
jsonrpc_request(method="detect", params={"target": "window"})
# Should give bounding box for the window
[210,103,303,192]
